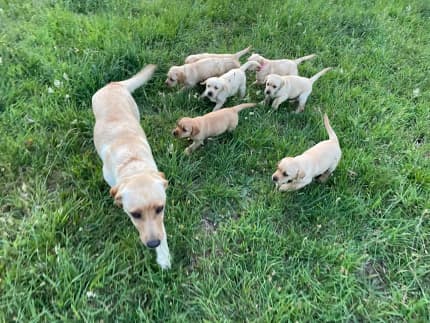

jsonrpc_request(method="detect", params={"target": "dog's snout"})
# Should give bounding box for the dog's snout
[272,175,278,182]
[172,129,178,137]
[207,91,213,97]
[265,90,271,95]
[146,240,161,248]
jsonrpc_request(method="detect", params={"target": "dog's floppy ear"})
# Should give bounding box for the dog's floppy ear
[191,121,200,136]
[177,70,185,83]
[109,186,123,207]
[158,171,169,189]
[200,80,207,85]
[296,168,306,180]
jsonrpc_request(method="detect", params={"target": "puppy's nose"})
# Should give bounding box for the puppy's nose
[146,240,161,249]
[272,175,278,182]
[265,90,271,95]
[207,91,213,97]
[172,129,178,137]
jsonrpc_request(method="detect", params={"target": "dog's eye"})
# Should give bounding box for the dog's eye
[283,171,288,177]
[155,205,164,214]
[272,85,277,89]
[170,77,174,81]
[182,127,187,132]
[214,86,218,90]
[130,212,141,219]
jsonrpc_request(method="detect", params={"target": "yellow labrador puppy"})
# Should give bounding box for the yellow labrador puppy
[92,65,171,269]
[264,67,332,112]
[247,53,316,84]
[165,58,240,89]
[201,61,260,110]
[172,103,256,154]
[272,114,341,191]
[185,46,251,64]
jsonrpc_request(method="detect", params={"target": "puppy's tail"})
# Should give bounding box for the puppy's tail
[323,113,338,142]
[310,67,332,84]
[293,54,316,65]
[231,103,256,113]
[234,46,252,60]
[240,61,260,72]
[117,64,157,93]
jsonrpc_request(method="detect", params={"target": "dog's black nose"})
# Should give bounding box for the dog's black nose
[265,90,270,95]
[207,91,213,97]
[146,240,161,248]
[272,175,278,182]
[172,130,178,137]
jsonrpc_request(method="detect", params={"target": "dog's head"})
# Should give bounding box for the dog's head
[247,53,264,64]
[201,77,225,101]
[165,66,184,87]
[272,157,305,185]
[172,117,199,138]
[264,74,284,97]
[110,172,168,248]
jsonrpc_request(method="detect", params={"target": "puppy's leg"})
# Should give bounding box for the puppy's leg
[185,140,203,155]
[156,225,171,269]
[279,178,312,191]
[239,83,246,98]
[213,100,225,111]
[272,96,288,110]
[294,91,311,113]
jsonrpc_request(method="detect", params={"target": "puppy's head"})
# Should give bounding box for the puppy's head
[264,74,283,97]
[272,157,305,185]
[165,66,184,87]
[247,53,264,64]
[201,77,225,101]
[110,172,168,248]
[172,117,199,138]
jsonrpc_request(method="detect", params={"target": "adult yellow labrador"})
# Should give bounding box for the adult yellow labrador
[92,65,170,269]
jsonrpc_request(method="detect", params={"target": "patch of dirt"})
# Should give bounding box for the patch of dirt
[359,259,388,292]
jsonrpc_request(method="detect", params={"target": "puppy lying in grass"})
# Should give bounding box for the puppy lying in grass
[165,58,240,89]
[201,61,260,110]
[264,67,332,112]
[247,53,316,85]
[185,46,251,64]
[272,114,341,192]
[172,103,256,154]
[92,65,171,269]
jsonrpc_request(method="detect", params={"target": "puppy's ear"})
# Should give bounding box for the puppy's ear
[296,168,306,180]
[177,71,185,83]
[158,172,169,189]
[109,186,123,207]
[191,123,200,136]
[200,80,207,85]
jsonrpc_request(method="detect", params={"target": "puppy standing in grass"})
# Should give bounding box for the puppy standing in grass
[92,65,171,269]
[247,53,316,84]
[272,114,341,192]
[201,61,260,110]
[184,46,251,64]
[172,103,256,154]
[264,67,332,112]
[165,58,240,89]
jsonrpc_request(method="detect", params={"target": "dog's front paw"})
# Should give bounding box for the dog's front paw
[157,255,171,270]
[278,184,291,192]
[184,147,192,155]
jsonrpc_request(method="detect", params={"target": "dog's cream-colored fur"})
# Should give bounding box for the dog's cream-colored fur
[184,46,251,64]
[272,114,341,191]
[201,61,259,110]
[165,58,240,89]
[247,53,316,84]
[264,67,332,112]
[92,65,171,269]
[172,103,256,154]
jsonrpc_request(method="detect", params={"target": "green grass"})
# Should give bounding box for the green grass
[1,0,429,321]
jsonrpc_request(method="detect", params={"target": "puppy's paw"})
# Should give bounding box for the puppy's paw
[157,254,171,270]
[184,147,192,155]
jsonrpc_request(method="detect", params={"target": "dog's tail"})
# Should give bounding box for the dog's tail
[310,67,332,84]
[117,64,157,93]
[234,46,252,60]
[231,102,256,113]
[323,113,338,142]
[293,54,316,65]
[240,61,260,72]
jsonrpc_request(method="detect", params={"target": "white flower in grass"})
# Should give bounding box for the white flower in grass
[65,94,70,99]
[63,72,69,81]
[413,88,420,98]
[86,291,97,298]
[48,87,54,94]
[54,79,62,88]
[0,57,2,64]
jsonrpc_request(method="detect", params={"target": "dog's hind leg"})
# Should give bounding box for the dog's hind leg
[294,90,311,113]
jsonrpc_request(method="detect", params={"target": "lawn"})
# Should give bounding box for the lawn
[1,0,429,321]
